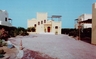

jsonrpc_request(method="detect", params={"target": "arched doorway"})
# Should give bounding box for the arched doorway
[47,27,50,32]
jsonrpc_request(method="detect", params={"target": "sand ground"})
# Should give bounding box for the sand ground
[2,34,96,59]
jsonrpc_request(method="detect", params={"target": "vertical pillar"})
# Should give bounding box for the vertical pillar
[78,23,81,40]
[92,3,96,44]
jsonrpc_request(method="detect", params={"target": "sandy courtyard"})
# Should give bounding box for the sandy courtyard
[8,34,96,59]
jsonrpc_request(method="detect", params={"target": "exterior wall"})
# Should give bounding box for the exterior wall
[77,14,92,22]
[0,10,8,22]
[27,18,38,32]
[51,21,61,34]
[84,14,92,20]
[28,13,48,33]
[0,10,12,27]
[27,12,61,34]
[46,20,52,24]
[83,24,92,28]
[27,18,37,27]
[75,23,79,29]
[75,14,92,29]
[92,3,96,44]
[37,12,47,21]
[37,24,45,33]
[37,13,47,33]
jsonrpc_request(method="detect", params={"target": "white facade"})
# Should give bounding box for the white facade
[75,14,92,29]
[0,10,12,27]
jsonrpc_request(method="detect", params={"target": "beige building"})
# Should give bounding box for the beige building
[92,3,96,45]
[27,12,62,34]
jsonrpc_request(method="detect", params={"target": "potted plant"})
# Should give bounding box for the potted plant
[55,31,58,35]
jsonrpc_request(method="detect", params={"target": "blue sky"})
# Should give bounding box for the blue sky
[0,0,96,28]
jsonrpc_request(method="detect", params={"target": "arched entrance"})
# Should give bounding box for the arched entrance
[47,27,50,32]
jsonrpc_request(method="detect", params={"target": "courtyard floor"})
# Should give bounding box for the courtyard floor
[8,34,96,59]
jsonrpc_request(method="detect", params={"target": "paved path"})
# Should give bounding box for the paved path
[9,34,96,59]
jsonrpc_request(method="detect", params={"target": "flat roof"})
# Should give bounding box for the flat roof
[79,19,92,23]
[51,15,62,18]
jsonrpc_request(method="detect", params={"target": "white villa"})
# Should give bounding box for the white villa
[75,14,92,29]
[27,12,62,34]
[0,10,12,27]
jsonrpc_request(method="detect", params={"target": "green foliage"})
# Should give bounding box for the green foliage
[9,27,29,37]
[0,40,7,47]
[55,31,58,35]
[80,28,91,38]
[62,28,78,33]
[27,27,31,32]
[16,27,29,36]
[17,27,26,32]
[62,28,91,43]
[31,27,36,32]
[27,27,36,32]
[9,29,17,37]
[69,30,79,37]
[0,28,9,41]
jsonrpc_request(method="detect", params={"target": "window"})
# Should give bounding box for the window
[38,22,40,25]
[55,26,58,29]
[44,20,46,23]
[34,24,36,27]
[41,21,43,24]
[5,17,7,21]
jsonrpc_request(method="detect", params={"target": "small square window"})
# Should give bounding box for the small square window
[55,26,58,29]
[41,21,43,24]
[44,20,46,23]
[38,22,40,25]
[5,17,7,21]
[34,24,36,27]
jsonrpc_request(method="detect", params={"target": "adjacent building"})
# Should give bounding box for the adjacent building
[75,14,92,29]
[27,12,62,34]
[0,10,12,27]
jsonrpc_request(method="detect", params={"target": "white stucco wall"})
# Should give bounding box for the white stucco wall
[0,10,12,27]
[27,18,37,27]
[78,14,92,21]
[52,21,61,34]
[75,14,92,29]
[83,24,92,28]
[84,14,92,20]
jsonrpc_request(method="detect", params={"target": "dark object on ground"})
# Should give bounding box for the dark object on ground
[0,49,6,54]
[0,49,6,58]
[81,37,91,44]
[0,54,4,58]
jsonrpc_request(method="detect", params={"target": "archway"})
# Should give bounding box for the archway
[47,27,50,32]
